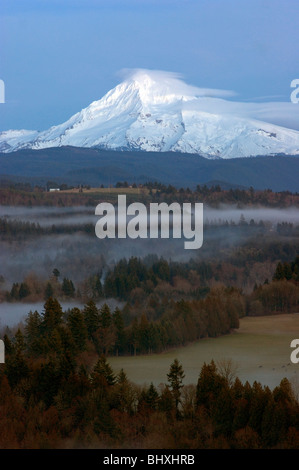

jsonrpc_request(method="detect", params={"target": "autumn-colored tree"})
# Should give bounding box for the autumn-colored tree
[159,385,175,421]
[196,360,226,414]
[113,368,136,414]
[4,349,29,389]
[212,384,234,437]
[247,381,271,436]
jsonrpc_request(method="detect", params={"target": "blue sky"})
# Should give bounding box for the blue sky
[0,0,298,130]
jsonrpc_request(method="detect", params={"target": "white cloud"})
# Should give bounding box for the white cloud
[118,68,237,98]
[116,68,299,130]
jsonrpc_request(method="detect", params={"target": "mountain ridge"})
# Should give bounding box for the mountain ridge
[1,146,299,192]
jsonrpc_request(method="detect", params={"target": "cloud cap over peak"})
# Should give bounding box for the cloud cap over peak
[118,68,237,99]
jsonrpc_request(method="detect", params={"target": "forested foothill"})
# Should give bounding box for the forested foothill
[0,341,299,448]
[0,182,299,448]
[1,181,299,207]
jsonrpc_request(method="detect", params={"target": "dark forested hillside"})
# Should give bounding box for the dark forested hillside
[1,147,299,191]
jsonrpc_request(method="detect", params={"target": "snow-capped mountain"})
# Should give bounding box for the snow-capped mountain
[1,69,299,158]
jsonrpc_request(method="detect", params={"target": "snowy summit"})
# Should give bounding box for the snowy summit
[1,69,299,159]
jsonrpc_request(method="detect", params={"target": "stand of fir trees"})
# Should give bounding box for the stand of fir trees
[0,348,298,449]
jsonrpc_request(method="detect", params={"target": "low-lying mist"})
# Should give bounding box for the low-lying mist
[1,204,299,284]
[0,298,125,330]
[2,203,299,226]
[204,204,299,225]
[1,202,299,329]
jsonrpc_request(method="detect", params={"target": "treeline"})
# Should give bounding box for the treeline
[3,269,299,360]
[8,273,299,355]
[123,289,241,355]
[126,181,299,208]
[0,213,280,242]
[0,349,298,448]
[5,269,78,302]
[3,248,299,316]
[273,256,299,282]
[0,217,95,240]
[1,182,299,208]
[249,280,299,315]
[0,188,97,207]
[2,288,240,359]
[245,255,299,315]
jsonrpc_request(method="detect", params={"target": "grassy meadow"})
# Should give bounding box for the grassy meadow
[109,313,299,390]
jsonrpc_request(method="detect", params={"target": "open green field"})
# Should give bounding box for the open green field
[60,186,150,195]
[109,314,299,390]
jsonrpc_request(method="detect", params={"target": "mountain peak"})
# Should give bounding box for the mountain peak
[121,69,198,105]
[1,69,299,158]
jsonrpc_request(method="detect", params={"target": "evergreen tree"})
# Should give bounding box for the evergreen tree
[99,303,112,329]
[25,310,43,356]
[44,282,54,300]
[62,278,75,297]
[159,385,175,420]
[18,282,30,299]
[42,297,63,335]
[92,355,116,387]
[167,358,185,415]
[283,262,293,281]
[3,334,13,355]
[52,268,60,279]
[144,382,159,410]
[67,307,88,352]
[32,360,62,408]
[114,368,135,414]
[137,314,148,353]
[10,283,19,300]
[248,381,270,435]
[212,385,234,437]
[83,300,100,340]
[130,317,139,356]
[4,350,29,389]
[273,262,284,281]
[113,307,126,356]
[196,360,226,413]
[14,329,25,353]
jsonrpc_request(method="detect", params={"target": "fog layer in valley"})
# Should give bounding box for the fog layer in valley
[0,298,124,330]
[1,203,299,327]
[2,203,299,225]
[1,203,299,284]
